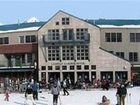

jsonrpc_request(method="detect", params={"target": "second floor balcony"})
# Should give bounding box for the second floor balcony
[43,33,90,45]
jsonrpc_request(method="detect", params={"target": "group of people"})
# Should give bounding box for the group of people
[24,81,39,105]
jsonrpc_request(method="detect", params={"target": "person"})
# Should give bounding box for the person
[62,79,69,96]
[31,81,39,100]
[4,89,9,101]
[98,95,110,105]
[51,82,60,105]
[118,84,127,105]
[116,83,121,105]
[25,84,36,105]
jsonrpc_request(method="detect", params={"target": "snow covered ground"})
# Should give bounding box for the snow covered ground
[0,87,140,105]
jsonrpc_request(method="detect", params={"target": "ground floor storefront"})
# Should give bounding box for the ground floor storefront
[39,71,129,84]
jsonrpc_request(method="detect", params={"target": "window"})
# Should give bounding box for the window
[48,66,52,70]
[77,45,89,60]
[105,33,110,42]
[19,36,24,43]
[91,65,96,70]
[48,29,60,41]
[41,72,46,80]
[117,33,122,42]
[62,17,69,25]
[76,28,88,40]
[41,66,46,70]
[55,66,60,70]
[63,29,74,40]
[26,35,36,43]
[77,65,81,70]
[130,33,140,42]
[62,45,74,60]
[27,53,33,63]
[0,37,9,44]
[105,33,122,42]
[84,65,89,70]
[129,52,138,62]
[116,52,124,58]
[62,66,67,70]
[56,22,59,25]
[70,65,74,70]
[48,46,60,61]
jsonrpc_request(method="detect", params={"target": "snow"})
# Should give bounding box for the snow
[98,25,140,28]
[0,87,140,105]
[0,27,40,34]
[27,17,39,23]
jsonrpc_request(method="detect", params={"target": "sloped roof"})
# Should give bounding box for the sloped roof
[0,22,45,32]
[86,19,140,26]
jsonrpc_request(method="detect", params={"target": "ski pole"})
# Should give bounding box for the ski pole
[59,95,62,105]
[129,93,131,105]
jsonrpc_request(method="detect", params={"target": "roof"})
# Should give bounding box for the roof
[1,13,140,33]
[86,19,140,26]
[0,22,46,33]
[86,19,140,28]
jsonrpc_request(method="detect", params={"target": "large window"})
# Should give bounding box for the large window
[129,52,138,62]
[0,37,9,44]
[116,52,124,58]
[77,45,89,60]
[48,46,60,61]
[105,33,122,42]
[19,35,36,43]
[130,33,140,42]
[48,29,59,41]
[63,29,74,40]
[27,53,34,63]
[62,45,74,60]
[26,35,36,43]
[76,28,88,40]
[62,17,70,25]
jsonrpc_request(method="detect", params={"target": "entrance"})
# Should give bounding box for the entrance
[101,72,113,82]
[77,72,89,82]
[115,71,128,82]
[62,72,74,84]
[48,72,60,80]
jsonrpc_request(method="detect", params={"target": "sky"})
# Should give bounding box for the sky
[0,0,140,24]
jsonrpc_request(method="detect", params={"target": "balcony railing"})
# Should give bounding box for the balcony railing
[0,60,34,69]
[43,33,90,44]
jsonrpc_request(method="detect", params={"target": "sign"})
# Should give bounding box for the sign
[51,62,85,65]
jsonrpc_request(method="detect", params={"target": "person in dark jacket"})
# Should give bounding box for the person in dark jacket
[25,84,36,105]
[51,82,60,105]
[31,81,39,100]
[117,84,127,105]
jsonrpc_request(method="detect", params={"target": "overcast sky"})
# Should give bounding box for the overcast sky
[0,0,140,24]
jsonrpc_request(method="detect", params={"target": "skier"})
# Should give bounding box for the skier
[4,89,9,101]
[51,82,60,105]
[62,79,69,96]
[31,81,39,100]
[117,84,127,105]
[25,84,36,105]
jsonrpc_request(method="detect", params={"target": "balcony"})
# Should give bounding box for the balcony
[0,60,34,72]
[43,34,90,45]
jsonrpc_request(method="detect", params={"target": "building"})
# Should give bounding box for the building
[0,11,133,84]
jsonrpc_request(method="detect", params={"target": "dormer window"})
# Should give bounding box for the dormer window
[62,17,69,25]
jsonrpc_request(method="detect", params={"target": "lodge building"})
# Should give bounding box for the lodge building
[1,10,140,83]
